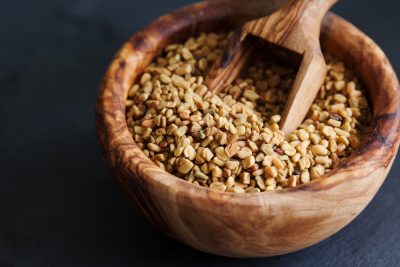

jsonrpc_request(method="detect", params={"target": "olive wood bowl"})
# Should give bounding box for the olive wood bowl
[96,0,400,257]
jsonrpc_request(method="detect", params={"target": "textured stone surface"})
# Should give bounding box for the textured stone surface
[1,0,399,266]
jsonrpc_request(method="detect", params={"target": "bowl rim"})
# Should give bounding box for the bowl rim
[96,0,400,202]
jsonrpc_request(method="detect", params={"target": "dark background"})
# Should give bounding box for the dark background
[1,0,399,266]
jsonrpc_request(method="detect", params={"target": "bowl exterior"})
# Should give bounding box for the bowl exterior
[96,0,400,257]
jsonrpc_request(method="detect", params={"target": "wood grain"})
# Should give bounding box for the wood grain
[95,0,400,257]
[205,0,337,134]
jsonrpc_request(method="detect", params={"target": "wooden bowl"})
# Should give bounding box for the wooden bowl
[96,0,400,257]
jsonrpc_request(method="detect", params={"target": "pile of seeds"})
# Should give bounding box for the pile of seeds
[125,32,371,193]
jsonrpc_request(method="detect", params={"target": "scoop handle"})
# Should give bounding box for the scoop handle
[242,0,338,49]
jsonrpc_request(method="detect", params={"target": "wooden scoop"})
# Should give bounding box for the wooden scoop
[205,0,337,134]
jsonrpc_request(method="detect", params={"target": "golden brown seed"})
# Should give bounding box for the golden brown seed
[147,143,161,152]
[209,182,226,192]
[238,147,253,159]
[312,145,329,156]
[195,171,209,181]
[255,176,266,191]
[240,172,251,185]
[288,176,298,188]
[177,159,194,174]
[160,74,172,84]
[175,64,192,75]
[282,142,296,156]
[230,186,245,193]
[183,145,196,161]
[310,165,325,179]
[140,73,151,84]
[264,166,278,178]
[272,158,285,170]
[300,171,310,184]
[212,166,223,178]
[225,176,235,188]
[225,143,240,158]
[243,90,260,101]
[242,156,256,169]
[198,58,208,71]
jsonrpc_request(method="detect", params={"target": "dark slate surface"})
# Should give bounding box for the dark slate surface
[1,1,399,266]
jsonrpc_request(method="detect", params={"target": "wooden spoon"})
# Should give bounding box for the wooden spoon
[205,0,337,134]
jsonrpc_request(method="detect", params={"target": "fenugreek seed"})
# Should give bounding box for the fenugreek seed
[215,147,228,161]
[261,144,275,155]
[337,143,347,154]
[225,160,239,171]
[248,141,258,152]
[208,182,226,192]
[337,135,350,146]
[264,166,278,178]
[255,176,266,190]
[334,127,351,138]
[195,171,209,181]
[177,159,194,174]
[212,166,223,178]
[140,73,151,85]
[310,165,325,179]
[288,176,298,188]
[255,153,264,162]
[202,148,214,162]
[230,186,245,193]
[183,145,196,161]
[198,58,208,71]
[181,47,193,60]
[312,145,329,156]
[242,156,256,169]
[225,176,235,188]
[270,115,281,123]
[238,147,253,159]
[321,126,334,138]
[297,129,309,141]
[195,84,208,96]
[334,94,347,103]
[212,157,225,167]
[315,156,332,167]
[229,123,238,135]
[309,133,321,145]
[334,80,345,90]
[225,143,240,158]
[202,163,211,175]
[300,171,310,184]
[175,64,192,75]
[160,74,172,84]
[243,90,260,101]
[240,172,251,184]
[147,143,161,152]
[142,119,155,128]
[349,136,360,149]
[328,119,341,128]
[174,126,187,137]
[172,75,189,89]
[320,139,329,148]
[265,178,276,187]
[190,115,202,122]
[282,142,296,156]
[237,125,246,136]
[272,158,285,170]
